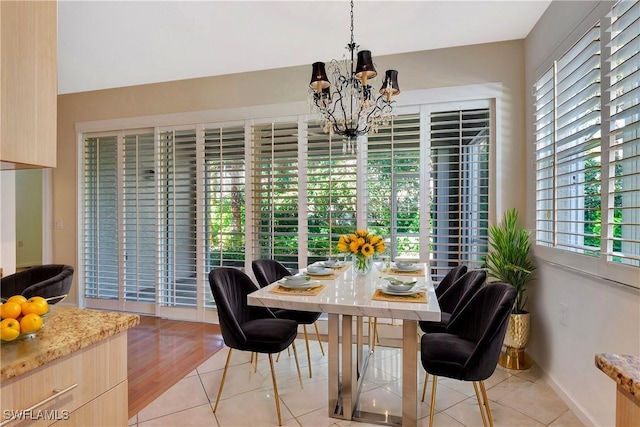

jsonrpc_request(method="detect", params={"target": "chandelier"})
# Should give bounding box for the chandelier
[308,0,400,154]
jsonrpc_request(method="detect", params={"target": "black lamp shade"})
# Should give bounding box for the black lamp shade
[355,50,377,80]
[310,62,330,91]
[379,69,400,96]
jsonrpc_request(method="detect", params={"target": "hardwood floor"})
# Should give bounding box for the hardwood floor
[127,316,224,419]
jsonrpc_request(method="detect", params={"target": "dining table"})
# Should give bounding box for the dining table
[247,260,441,427]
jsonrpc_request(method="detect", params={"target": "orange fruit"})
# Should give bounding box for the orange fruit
[1,318,21,342]
[26,297,49,315]
[1,302,22,319]
[6,295,27,305]
[0,327,20,342]
[20,313,43,334]
[0,318,21,332]
[20,302,36,316]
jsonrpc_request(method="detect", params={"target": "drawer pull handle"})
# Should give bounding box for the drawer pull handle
[0,383,77,426]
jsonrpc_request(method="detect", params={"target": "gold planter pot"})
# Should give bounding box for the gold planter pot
[498,312,532,370]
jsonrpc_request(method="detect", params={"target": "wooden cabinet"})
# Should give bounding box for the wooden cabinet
[0,0,57,169]
[0,333,129,427]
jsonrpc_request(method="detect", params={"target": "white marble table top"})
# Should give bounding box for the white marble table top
[248,262,441,322]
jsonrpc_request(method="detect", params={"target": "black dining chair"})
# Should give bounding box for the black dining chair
[208,267,303,426]
[434,264,467,299]
[252,259,325,378]
[420,269,487,334]
[420,282,516,427]
[420,269,487,401]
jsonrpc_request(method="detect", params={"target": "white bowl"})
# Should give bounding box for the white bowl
[383,278,417,291]
[396,262,416,269]
[307,266,333,275]
[282,275,310,285]
[323,259,339,267]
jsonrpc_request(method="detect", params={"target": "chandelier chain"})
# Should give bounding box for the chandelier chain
[350,0,354,46]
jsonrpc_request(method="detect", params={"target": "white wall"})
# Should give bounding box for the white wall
[524,2,640,426]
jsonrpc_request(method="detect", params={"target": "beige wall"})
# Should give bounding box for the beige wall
[15,169,42,268]
[524,2,639,426]
[55,40,526,302]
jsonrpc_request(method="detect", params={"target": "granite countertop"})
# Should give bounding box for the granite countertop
[1,306,139,381]
[595,353,640,401]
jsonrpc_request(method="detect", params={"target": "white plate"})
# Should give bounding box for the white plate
[393,263,420,271]
[379,285,421,296]
[306,266,334,275]
[279,280,321,289]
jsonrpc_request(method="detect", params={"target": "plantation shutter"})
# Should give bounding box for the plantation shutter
[122,132,157,302]
[534,68,556,247]
[429,109,490,281]
[83,135,119,299]
[157,128,198,307]
[203,124,246,268]
[307,122,357,265]
[366,114,421,259]
[203,124,246,306]
[554,24,602,255]
[252,121,300,268]
[606,0,640,266]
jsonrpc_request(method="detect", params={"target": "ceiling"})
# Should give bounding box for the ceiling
[57,0,552,95]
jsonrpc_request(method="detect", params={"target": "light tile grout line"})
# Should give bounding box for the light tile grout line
[131,340,580,427]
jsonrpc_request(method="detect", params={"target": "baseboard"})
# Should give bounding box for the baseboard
[535,357,598,426]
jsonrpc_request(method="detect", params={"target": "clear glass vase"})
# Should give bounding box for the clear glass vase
[352,254,373,275]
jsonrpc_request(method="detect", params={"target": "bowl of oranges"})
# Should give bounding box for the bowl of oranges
[0,295,49,343]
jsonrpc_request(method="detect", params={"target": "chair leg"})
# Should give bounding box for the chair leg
[213,348,233,413]
[291,341,303,389]
[429,375,438,427]
[480,380,494,427]
[421,373,430,402]
[250,352,258,373]
[473,381,493,427]
[303,324,313,378]
[369,317,379,350]
[267,354,283,426]
[313,321,325,356]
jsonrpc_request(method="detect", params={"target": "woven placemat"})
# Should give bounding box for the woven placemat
[307,262,351,280]
[270,284,326,296]
[371,289,428,303]
[382,267,425,276]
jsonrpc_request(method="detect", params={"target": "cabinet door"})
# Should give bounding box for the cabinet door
[50,381,128,427]
[0,334,128,427]
[0,1,57,168]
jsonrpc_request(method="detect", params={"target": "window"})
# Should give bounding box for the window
[80,94,496,318]
[429,109,490,281]
[607,0,640,267]
[534,0,639,272]
[84,135,118,300]
[366,114,422,260]
[307,122,357,263]
[122,131,156,303]
[251,121,300,268]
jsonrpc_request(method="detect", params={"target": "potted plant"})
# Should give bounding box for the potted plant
[484,208,536,369]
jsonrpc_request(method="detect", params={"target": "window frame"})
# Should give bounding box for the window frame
[76,84,504,317]
[531,1,639,289]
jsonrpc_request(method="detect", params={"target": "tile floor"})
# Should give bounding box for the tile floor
[128,339,584,426]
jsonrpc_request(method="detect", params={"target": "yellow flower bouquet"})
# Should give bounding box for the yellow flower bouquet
[337,229,385,274]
